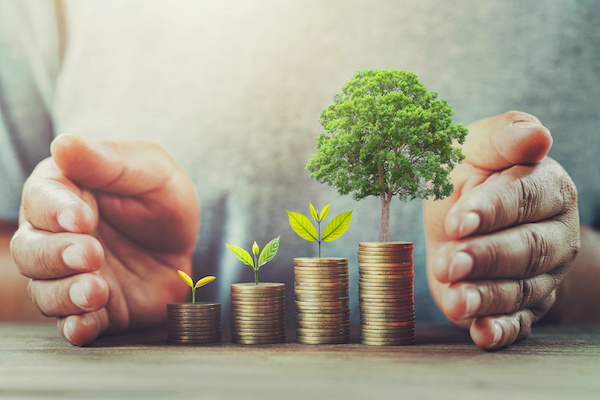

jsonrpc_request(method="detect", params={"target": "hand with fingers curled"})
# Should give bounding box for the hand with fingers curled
[425,110,580,350]
[10,134,200,346]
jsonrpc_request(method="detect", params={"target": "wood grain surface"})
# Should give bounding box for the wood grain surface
[0,323,599,399]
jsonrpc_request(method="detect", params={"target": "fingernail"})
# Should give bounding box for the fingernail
[459,212,480,237]
[491,321,502,347]
[57,210,78,232]
[63,317,75,343]
[63,245,87,270]
[449,252,473,281]
[70,281,90,309]
[463,287,481,318]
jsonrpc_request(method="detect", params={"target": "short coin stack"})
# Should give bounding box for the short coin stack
[167,302,222,344]
[230,283,286,344]
[294,257,350,344]
[358,242,415,346]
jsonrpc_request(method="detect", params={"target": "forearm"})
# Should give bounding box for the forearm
[548,225,600,323]
[0,221,50,322]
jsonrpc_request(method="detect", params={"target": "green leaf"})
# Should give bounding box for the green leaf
[309,202,319,221]
[322,210,353,242]
[252,241,259,256]
[258,236,281,268]
[195,276,216,288]
[178,270,194,288]
[286,210,318,241]
[320,203,331,221]
[226,244,254,267]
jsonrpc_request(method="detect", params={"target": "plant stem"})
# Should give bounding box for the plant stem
[318,220,322,258]
[192,287,196,304]
[254,269,259,285]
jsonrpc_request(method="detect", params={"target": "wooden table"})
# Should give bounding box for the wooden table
[0,323,598,399]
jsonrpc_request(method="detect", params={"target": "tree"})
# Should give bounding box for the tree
[306,69,468,242]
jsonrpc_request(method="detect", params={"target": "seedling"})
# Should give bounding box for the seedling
[178,271,216,303]
[226,236,281,285]
[287,202,352,258]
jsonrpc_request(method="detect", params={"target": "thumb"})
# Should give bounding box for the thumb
[462,110,553,171]
[50,134,176,195]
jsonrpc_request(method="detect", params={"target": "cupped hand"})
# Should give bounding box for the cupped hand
[10,135,200,346]
[424,111,580,350]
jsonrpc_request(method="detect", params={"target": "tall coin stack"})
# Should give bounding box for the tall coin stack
[294,257,350,344]
[167,302,222,344]
[230,283,286,344]
[358,242,415,346]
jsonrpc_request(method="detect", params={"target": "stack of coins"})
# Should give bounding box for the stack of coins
[358,242,415,346]
[294,257,350,344]
[230,283,286,344]
[167,302,221,344]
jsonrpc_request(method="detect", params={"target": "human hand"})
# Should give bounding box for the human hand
[424,111,580,350]
[10,135,200,346]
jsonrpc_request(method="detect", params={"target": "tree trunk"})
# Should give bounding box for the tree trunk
[379,193,391,242]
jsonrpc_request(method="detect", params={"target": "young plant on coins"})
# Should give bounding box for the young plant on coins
[226,237,286,344]
[286,203,353,344]
[286,202,352,258]
[167,271,221,344]
[225,236,281,285]
[177,270,215,303]
[306,69,468,345]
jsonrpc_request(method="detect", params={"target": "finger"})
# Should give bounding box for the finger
[51,134,200,252]
[445,157,579,238]
[28,273,109,317]
[21,158,97,233]
[11,223,104,279]
[440,269,564,322]
[469,292,554,350]
[50,134,177,195]
[462,110,552,171]
[58,309,109,346]
[434,220,579,282]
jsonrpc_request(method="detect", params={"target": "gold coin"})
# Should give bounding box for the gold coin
[168,334,222,341]
[166,311,220,317]
[359,275,414,281]
[358,267,414,273]
[296,335,349,343]
[167,308,221,314]
[230,340,285,345]
[358,241,413,247]
[230,293,285,299]
[359,307,414,315]
[294,257,347,263]
[230,299,284,306]
[294,287,348,293]
[294,266,348,272]
[296,315,350,322]
[167,321,220,327]
[168,338,221,344]
[231,332,286,338]
[167,302,221,308]
[360,339,414,346]
[231,312,285,319]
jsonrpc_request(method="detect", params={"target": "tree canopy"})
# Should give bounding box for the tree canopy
[306,69,468,241]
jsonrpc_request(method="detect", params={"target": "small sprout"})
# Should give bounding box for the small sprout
[226,236,281,285]
[178,270,216,304]
[287,202,352,257]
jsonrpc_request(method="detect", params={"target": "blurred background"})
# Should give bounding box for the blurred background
[1,0,599,324]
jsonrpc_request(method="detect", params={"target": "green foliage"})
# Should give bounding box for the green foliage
[226,237,281,284]
[321,210,353,242]
[177,270,216,303]
[306,69,467,203]
[287,203,353,257]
